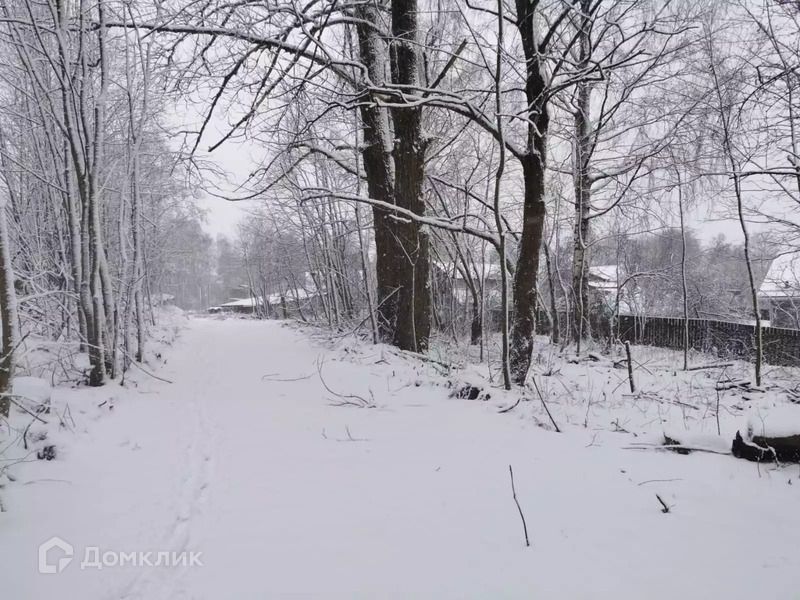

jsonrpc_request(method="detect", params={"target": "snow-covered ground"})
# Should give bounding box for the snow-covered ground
[1,316,799,599]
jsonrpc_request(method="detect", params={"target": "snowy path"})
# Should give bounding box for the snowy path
[3,318,799,599]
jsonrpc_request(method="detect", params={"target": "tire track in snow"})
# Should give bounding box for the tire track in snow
[162,372,214,600]
[120,329,214,600]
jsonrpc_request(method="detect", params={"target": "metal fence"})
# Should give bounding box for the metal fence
[616,315,800,367]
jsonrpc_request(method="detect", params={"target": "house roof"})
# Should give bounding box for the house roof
[219,296,263,308]
[759,253,800,299]
[213,287,317,310]
[266,288,315,304]
[588,265,618,290]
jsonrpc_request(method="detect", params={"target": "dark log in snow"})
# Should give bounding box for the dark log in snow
[732,430,800,463]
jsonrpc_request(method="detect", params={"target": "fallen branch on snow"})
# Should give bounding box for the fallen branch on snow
[2,395,48,424]
[622,392,699,411]
[623,441,730,456]
[637,478,683,486]
[261,372,313,382]
[113,344,174,384]
[655,494,671,513]
[316,357,375,408]
[387,348,455,372]
[508,465,530,547]
[687,362,735,371]
[715,379,764,393]
[498,396,522,414]
[528,377,560,433]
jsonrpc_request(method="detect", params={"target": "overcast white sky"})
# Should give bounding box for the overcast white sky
[180,45,767,248]
[185,117,258,240]
[196,188,250,239]
[185,102,767,248]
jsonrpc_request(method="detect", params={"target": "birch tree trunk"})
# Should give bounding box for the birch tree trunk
[0,202,18,418]
[493,0,511,389]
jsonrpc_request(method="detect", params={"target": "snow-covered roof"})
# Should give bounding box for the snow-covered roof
[759,253,800,299]
[588,265,618,290]
[219,296,264,308]
[266,288,315,304]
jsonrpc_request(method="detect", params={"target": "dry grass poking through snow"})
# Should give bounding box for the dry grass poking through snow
[295,320,800,467]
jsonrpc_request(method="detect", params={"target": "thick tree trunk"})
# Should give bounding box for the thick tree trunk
[354,2,401,343]
[390,0,430,352]
[510,159,548,384]
[470,294,482,346]
[355,0,430,352]
[508,0,551,385]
